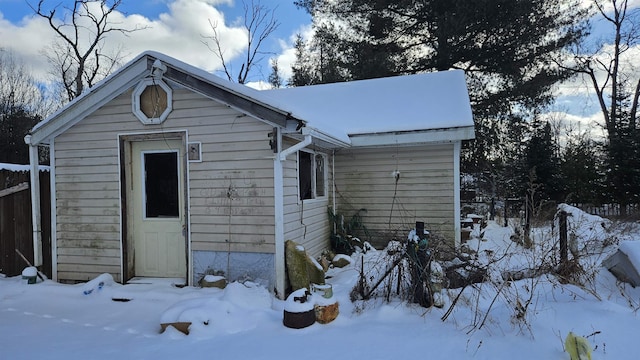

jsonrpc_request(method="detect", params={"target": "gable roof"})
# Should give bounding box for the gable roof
[29,51,474,147]
[28,52,300,145]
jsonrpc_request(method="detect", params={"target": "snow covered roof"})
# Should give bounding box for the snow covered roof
[265,70,474,137]
[29,51,475,147]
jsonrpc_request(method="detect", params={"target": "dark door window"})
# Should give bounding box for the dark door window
[144,152,179,218]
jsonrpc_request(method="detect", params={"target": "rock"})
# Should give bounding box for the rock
[332,254,351,268]
[307,257,325,286]
[285,240,325,292]
[160,322,191,335]
[199,275,227,289]
[319,255,331,272]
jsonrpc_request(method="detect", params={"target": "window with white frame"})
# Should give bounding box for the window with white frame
[298,150,327,200]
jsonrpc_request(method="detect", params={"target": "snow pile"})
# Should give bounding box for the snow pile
[557,203,612,245]
[21,267,37,277]
[160,281,272,337]
[619,241,640,266]
[1,211,640,359]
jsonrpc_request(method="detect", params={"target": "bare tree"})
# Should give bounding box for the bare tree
[202,0,280,84]
[568,0,640,134]
[0,48,56,117]
[563,0,640,211]
[31,0,146,101]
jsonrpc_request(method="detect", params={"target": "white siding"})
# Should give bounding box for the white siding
[333,144,455,248]
[53,88,276,283]
[281,146,331,259]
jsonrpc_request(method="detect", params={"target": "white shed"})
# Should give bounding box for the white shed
[26,51,474,297]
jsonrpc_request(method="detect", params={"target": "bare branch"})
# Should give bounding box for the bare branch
[202,19,234,82]
[29,0,147,101]
[202,0,280,84]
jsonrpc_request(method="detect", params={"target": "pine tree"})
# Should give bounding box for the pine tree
[561,133,603,205]
[294,0,589,176]
[604,84,640,210]
[0,109,41,164]
[523,121,564,203]
[268,59,283,88]
[288,34,317,86]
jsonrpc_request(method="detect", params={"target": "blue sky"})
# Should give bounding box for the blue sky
[0,0,311,85]
[1,0,639,135]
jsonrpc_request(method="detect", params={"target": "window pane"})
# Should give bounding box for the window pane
[144,152,179,218]
[299,152,312,200]
[315,154,325,197]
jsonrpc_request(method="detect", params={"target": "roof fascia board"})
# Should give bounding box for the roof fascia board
[30,60,149,145]
[161,64,291,128]
[349,126,475,148]
[301,127,351,148]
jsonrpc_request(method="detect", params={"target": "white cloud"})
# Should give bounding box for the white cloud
[554,1,640,120]
[0,0,249,84]
[271,24,314,84]
[540,110,607,147]
[0,13,56,81]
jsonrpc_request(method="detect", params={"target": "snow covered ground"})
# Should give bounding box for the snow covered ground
[2,206,639,359]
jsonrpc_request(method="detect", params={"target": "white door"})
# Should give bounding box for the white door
[130,140,186,278]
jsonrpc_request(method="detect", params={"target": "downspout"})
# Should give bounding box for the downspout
[453,141,461,247]
[49,141,57,280]
[332,150,336,223]
[274,133,312,299]
[24,135,43,267]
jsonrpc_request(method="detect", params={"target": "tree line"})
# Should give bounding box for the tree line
[2,0,639,213]
[271,0,640,213]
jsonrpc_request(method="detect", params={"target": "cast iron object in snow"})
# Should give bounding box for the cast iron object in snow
[283,309,316,329]
[283,289,316,329]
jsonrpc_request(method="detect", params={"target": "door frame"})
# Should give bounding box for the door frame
[119,131,189,283]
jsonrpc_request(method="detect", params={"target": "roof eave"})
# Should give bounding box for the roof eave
[29,52,298,146]
[159,59,292,128]
[348,125,475,148]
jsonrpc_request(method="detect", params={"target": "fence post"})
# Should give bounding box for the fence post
[490,197,495,220]
[559,210,568,264]
[504,198,508,227]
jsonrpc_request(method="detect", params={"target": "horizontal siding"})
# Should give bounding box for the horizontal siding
[186,95,276,254]
[333,144,455,248]
[53,88,277,283]
[54,118,122,282]
[282,150,331,259]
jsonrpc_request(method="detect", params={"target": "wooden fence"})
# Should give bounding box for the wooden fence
[0,169,51,277]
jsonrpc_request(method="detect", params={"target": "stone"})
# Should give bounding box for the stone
[285,240,311,291]
[332,254,352,268]
[160,322,191,335]
[285,240,325,292]
[307,257,325,286]
[199,275,227,289]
